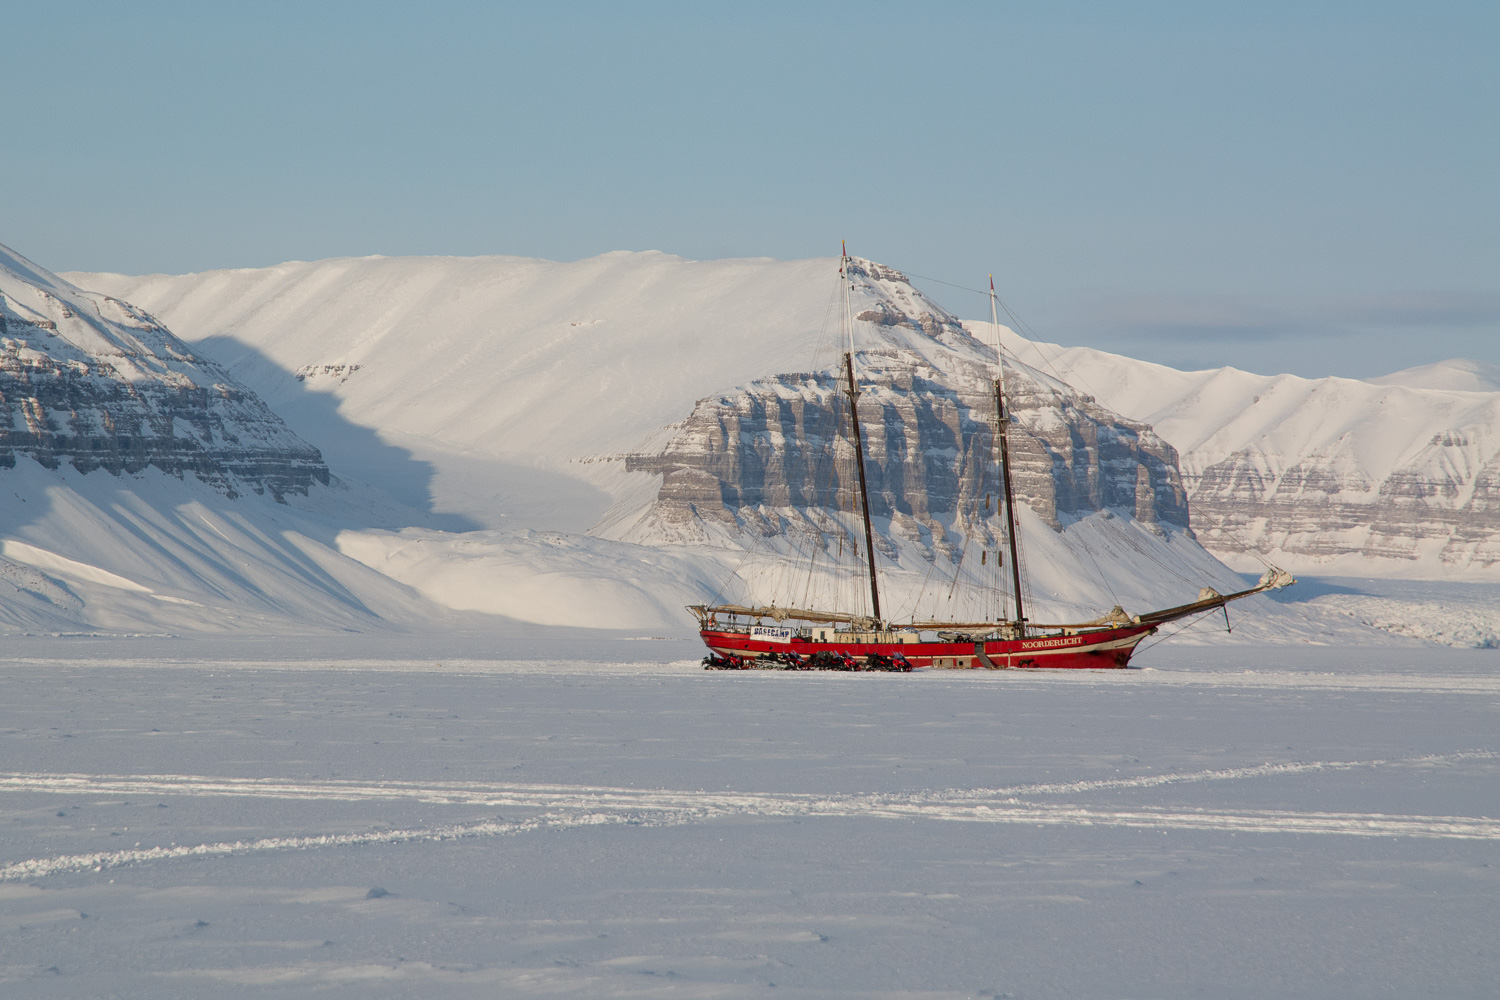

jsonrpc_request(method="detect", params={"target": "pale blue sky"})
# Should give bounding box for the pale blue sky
[4,1,1495,377]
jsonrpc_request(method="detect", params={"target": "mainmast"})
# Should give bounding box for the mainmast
[990,276,1026,634]
[841,243,883,625]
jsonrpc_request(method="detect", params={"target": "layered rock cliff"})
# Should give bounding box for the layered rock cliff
[619,261,1191,561]
[990,331,1500,575]
[1184,409,1500,570]
[0,244,327,500]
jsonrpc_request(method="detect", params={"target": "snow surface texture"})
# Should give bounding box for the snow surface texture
[0,641,1495,997]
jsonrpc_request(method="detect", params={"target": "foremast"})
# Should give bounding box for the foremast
[989,276,1027,636]
[841,242,883,625]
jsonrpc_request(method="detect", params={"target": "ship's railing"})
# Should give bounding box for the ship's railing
[689,567,1294,635]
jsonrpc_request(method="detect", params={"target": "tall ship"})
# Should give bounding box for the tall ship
[691,246,1293,669]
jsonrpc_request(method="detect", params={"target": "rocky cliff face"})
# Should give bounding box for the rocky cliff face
[0,245,327,500]
[1184,420,1500,570]
[989,333,1500,575]
[619,261,1190,559]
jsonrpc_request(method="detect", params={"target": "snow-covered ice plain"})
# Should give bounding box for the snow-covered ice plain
[2,632,1496,998]
[0,243,1492,994]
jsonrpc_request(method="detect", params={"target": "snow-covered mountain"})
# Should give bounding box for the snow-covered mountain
[68,253,1194,528]
[978,328,1500,578]
[1,245,326,499]
[0,243,471,632]
[607,258,1217,625]
[67,251,1260,629]
[49,245,1500,643]
[0,243,738,635]
[1368,359,1500,393]
[67,252,846,532]
[617,259,1189,546]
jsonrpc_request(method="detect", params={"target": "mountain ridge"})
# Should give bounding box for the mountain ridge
[71,250,1500,583]
[1366,358,1500,393]
[62,251,1262,627]
[0,242,1454,646]
[979,325,1500,577]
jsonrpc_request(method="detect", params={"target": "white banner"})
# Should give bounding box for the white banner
[749,625,793,644]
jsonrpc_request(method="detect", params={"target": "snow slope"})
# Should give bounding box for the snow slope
[0,246,727,634]
[0,458,449,634]
[68,253,846,532]
[0,453,751,634]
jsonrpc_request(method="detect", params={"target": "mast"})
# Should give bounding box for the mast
[990,276,1026,634]
[841,243,883,624]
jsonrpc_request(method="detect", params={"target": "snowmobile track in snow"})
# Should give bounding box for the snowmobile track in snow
[3,751,1496,881]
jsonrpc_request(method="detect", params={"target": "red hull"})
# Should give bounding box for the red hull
[700,622,1157,670]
